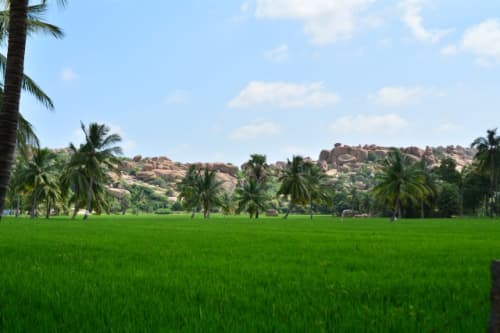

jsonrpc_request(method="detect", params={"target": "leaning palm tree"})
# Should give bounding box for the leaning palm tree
[235,178,269,219]
[372,148,427,221]
[0,1,65,217]
[471,128,500,217]
[17,148,58,218]
[73,122,122,220]
[277,156,310,219]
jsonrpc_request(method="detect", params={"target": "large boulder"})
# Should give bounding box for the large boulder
[142,163,154,172]
[405,146,424,157]
[136,171,156,181]
[132,155,142,162]
[153,169,186,181]
[337,154,357,164]
[351,149,368,162]
[319,150,330,162]
[107,187,130,199]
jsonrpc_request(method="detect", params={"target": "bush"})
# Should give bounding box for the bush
[155,208,172,215]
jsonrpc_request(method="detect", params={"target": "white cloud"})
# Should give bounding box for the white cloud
[264,44,289,63]
[165,90,190,105]
[401,0,451,43]
[331,114,408,134]
[60,67,78,81]
[370,86,440,107]
[228,81,340,109]
[228,120,281,140]
[255,0,375,45]
[443,19,500,65]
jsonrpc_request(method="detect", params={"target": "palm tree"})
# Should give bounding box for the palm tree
[277,156,310,219]
[0,1,65,218]
[304,163,333,219]
[17,148,59,218]
[73,122,122,220]
[197,168,224,219]
[471,129,500,217]
[178,165,201,218]
[372,148,427,221]
[235,178,269,219]
[220,192,236,216]
[243,154,268,183]
[61,145,89,219]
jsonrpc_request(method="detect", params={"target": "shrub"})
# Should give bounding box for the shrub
[155,208,172,215]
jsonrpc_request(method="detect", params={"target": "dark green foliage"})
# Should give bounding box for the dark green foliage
[436,183,460,217]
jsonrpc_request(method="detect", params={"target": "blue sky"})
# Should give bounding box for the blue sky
[20,0,500,164]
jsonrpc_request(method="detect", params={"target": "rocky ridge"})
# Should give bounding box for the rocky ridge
[107,144,476,201]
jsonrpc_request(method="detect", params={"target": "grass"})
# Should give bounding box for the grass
[0,214,498,332]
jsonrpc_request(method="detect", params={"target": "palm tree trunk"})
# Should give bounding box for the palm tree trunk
[0,0,29,220]
[284,203,293,219]
[310,199,313,220]
[392,197,400,222]
[46,200,51,219]
[84,176,94,220]
[15,196,19,218]
[420,199,424,219]
[30,191,37,219]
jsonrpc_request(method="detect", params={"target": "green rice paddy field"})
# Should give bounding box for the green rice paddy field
[0,215,498,332]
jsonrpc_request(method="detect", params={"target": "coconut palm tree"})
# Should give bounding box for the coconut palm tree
[178,165,201,218]
[235,178,269,219]
[372,148,427,221]
[243,154,268,183]
[61,145,89,219]
[72,122,122,220]
[17,148,59,218]
[304,163,332,219]
[220,192,236,216]
[277,156,310,219]
[197,168,224,219]
[471,128,500,217]
[0,1,65,218]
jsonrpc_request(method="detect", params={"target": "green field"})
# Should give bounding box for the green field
[0,215,498,332]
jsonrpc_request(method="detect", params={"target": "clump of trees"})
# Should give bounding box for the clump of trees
[4,121,122,220]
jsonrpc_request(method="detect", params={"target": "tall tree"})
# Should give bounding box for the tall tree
[304,163,332,219]
[471,128,500,217]
[178,165,201,218]
[277,156,310,219]
[235,178,269,219]
[243,154,268,183]
[73,122,122,220]
[0,0,65,218]
[17,148,59,218]
[372,148,427,221]
[197,168,224,219]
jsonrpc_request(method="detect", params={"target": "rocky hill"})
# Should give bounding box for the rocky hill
[106,144,476,202]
